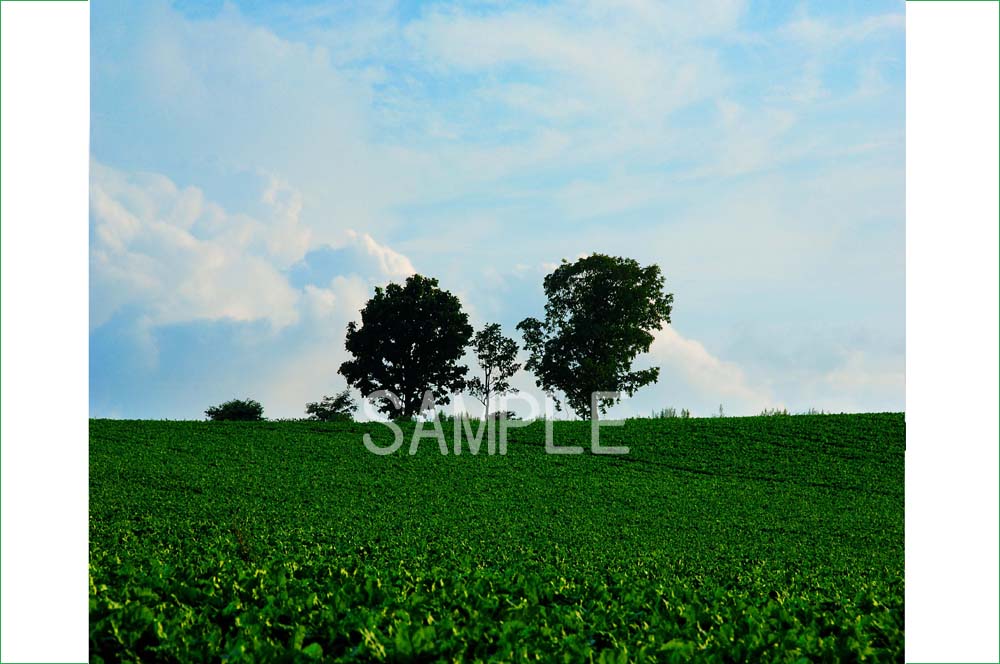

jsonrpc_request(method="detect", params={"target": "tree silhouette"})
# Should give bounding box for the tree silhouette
[465,323,521,420]
[517,254,673,419]
[305,389,357,422]
[339,274,473,419]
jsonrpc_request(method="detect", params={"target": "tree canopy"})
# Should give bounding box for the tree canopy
[339,274,473,419]
[517,254,673,419]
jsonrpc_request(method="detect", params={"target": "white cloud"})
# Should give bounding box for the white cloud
[90,161,303,330]
[94,0,434,244]
[341,230,415,280]
[299,275,380,329]
[820,350,905,407]
[90,161,414,335]
[404,1,732,125]
[644,325,775,414]
[260,176,311,266]
[261,275,376,415]
[779,12,904,49]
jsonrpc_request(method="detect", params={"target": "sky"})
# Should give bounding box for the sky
[90,0,905,420]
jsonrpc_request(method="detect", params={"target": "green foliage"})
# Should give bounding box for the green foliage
[339,274,473,420]
[204,399,264,421]
[518,254,673,419]
[90,413,904,662]
[305,390,357,422]
[465,323,521,419]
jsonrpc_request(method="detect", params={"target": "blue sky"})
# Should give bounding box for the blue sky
[90,0,905,419]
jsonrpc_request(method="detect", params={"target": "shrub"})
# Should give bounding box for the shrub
[305,390,357,422]
[487,410,520,422]
[205,399,264,421]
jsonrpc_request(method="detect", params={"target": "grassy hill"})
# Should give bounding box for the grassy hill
[90,413,904,662]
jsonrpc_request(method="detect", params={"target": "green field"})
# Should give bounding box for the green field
[90,414,904,662]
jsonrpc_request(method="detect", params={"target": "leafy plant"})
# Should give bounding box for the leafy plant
[90,413,904,662]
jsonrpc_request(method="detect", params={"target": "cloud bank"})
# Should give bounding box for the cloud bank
[90,0,904,419]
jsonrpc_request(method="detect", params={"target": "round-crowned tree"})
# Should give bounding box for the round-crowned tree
[339,274,473,420]
[517,254,673,419]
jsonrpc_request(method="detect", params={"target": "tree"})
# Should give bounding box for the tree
[305,389,357,422]
[465,323,521,419]
[517,254,673,419]
[339,274,473,419]
[205,398,264,421]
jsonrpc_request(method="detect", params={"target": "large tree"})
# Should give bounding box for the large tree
[517,254,673,419]
[465,323,521,420]
[339,274,473,419]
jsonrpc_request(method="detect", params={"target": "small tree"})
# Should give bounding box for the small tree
[205,399,264,421]
[305,390,357,422]
[465,323,521,420]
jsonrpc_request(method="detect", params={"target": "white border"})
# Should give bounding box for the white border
[1,2,90,662]
[906,2,1000,662]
